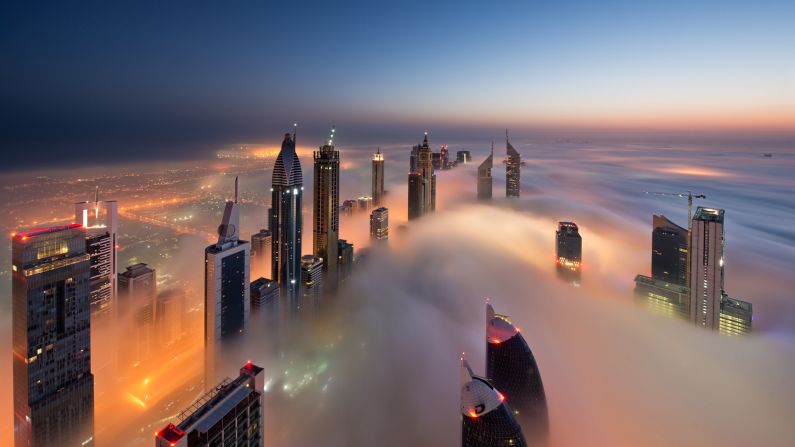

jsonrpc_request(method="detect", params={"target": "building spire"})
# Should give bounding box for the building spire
[234,176,239,203]
[94,185,99,204]
[293,122,298,145]
[491,141,494,156]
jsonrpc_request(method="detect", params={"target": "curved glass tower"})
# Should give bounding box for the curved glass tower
[486,304,548,441]
[461,359,526,447]
[271,132,303,305]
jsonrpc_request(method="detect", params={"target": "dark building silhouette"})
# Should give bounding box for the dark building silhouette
[556,222,582,285]
[456,150,472,164]
[407,132,436,219]
[407,172,423,220]
[250,277,279,309]
[461,359,526,447]
[337,239,354,282]
[205,178,250,386]
[271,131,303,302]
[506,133,521,197]
[651,214,688,286]
[486,304,548,441]
[313,127,340,278]
[372,148,385,206]
[477,143,494,200]
[12,224,95,447]
[155,361,264,447]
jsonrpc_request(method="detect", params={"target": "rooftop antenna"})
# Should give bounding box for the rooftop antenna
[293,122,298,145]
[234,176,239,203]
[94,185,99,204]
[328,125,335,145]
[506,128,509,142]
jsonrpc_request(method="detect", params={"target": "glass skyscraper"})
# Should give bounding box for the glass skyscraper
[313,128,340,278]
[407,133,436,220]
[651,214,688,286]
[506,134,520,198]
[485,304,548,441]
[372,148,384,206]
[12,224,95,447]
[271,132,303,302]
[689,207,724,329]
[205,178,250,386]
[461,359,526,447]
[477,143,493,200]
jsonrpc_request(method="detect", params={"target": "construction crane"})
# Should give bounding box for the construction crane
[643,190,706,290]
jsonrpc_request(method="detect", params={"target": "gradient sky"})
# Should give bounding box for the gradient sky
[2,0,793,168]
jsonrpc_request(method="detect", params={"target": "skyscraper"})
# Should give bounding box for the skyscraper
[155,361,264,447]
[250,229,272,281]
[652,214,688,286]
[506,132,520,198]
[300,255,324,310]
[477,143,493,200]
[719,294,753,335]
[250,277,279,309]
[407,132,436,220]
[156,288,186,346]
[12,224,95,447]
[75,188,117,318]
[372,148,385,206]
[556,222,582,266]
[118,262,157,366]
[460,359,526,447]
[337,239,354,282]
[205,178,250,385]
[271,131,303,301]
[485,304,548,441]
[440,144,450,169]
[633,274,690,320]
[409,144,419,172]
[313,127,339,278]
[357,196,373,212]
[370,207,389,242]
[407,172,423,221]
[418,133,436,214]
[456,150,472,164]
[689,207,724,329]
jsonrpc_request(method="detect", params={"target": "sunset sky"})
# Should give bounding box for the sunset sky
[2,0,793,168]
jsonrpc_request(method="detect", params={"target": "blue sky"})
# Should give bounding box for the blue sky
[1,0,793,167]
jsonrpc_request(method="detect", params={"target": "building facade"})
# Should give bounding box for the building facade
[205,178,250,386]
[12,224,95,447]
[506,136,520,198]
[652,214,688,286]
[485,304,548,441]
[477,144,493,200]
[313,128,340,277]
[155,362,264,447]
[300,255,324,311]
[118,263,157,366]
[456,150,472,164]
[250,277,279,309]
[337,239,354,282]
[369,207,389,242]
[461,359,526,447]
[270,132,303,301]
[75,190,117,319]
[407,133,436,220]
[633,274,690,320]
[372,148,385,206]
[407,172,423,221]
[719,294,753,335]
[250,229,271,282]
[689,207,724,329]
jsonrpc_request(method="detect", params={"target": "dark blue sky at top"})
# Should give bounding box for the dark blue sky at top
[1,0,793,169]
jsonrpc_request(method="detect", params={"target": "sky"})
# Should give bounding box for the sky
[1,0,794,169]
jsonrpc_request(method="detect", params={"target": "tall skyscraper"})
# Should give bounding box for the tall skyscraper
[370,207,389,241]
[409,144,419,172]
[407,132,436,220]
[556,222,582,266]
[486,304,548,441]
[651,214,688,286]
[337,239,354,282]
[271,131,303,301]
[418,133,436,214]
[456,150,472,164]
[440,144,449,169]
[313,127,339,278]
[372,148,385,206]
[75,188,117,318]
[205,178,250,385]
[689,207,724,329]
[155,361,264,447]
[506,131,520,198]
[12,224,95,447]
[460,359,526,447]
[407,172,423,221]
[250,277,279,309]
[477,143,494,200]
[357,196,373,212]
[300,255,324,310]
[250,229,272,281]
[156,289,186,346]
[118,262,157,365]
